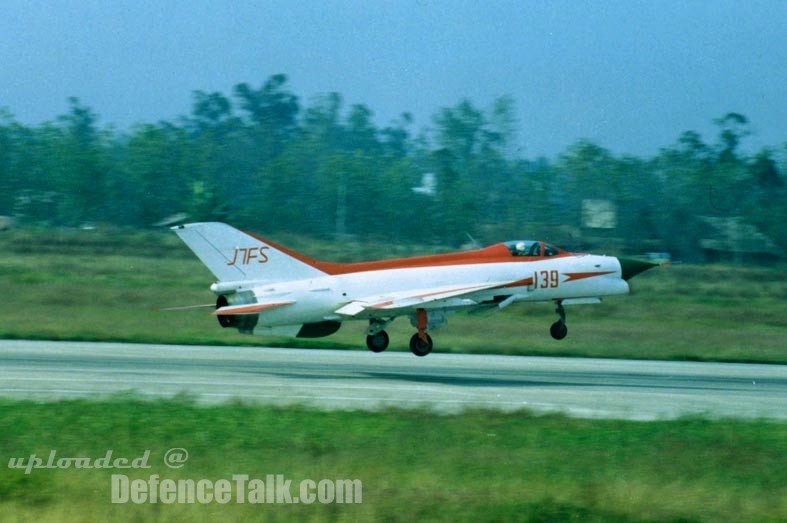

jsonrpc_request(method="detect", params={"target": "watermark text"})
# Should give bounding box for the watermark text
[111,474,362,504]
[8,450,151,475]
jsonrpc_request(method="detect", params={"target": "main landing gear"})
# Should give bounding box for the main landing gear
[409,333,433,357]
[365,318,391,353]
[365,308,435,357]
[365,330,389,352]
[409,308,433,357]
[550,301,568,340]
[367,303,568,353]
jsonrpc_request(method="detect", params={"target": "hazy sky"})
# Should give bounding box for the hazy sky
[1,0,785,157]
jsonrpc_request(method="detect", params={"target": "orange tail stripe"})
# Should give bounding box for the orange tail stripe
[213,302,293,316]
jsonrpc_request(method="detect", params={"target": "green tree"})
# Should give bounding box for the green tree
[115,123,193,226]
[749,148,783,188]
[747,148,786,251]
[433,99,485,167]
[191,91,233,130]
[302,92,344,152]
[381,112,413,158]
[53,98,108,225]
[714,112,750,164]
[234,74,299,157]
[344,104,379,154]
[0,109,20,215]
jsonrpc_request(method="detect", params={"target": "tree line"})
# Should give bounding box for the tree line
[1,74,784,261]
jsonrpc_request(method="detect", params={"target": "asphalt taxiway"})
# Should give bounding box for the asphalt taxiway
[0,340,784,419]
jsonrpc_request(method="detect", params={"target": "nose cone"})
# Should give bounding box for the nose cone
[618,258,659,281]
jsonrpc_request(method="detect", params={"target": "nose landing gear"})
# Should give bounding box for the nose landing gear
[550,301,568,340]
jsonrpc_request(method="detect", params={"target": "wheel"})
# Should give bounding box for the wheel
[366,330,389,353]
[409,333,433,357]
[550,320,568,340]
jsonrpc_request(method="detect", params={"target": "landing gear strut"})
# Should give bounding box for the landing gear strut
[409,308,433,357]
[550,301,568,340]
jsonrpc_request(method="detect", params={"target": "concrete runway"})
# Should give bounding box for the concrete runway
[0,340,785,420]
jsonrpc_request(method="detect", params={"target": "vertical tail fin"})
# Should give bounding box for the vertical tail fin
[173,222,326,283]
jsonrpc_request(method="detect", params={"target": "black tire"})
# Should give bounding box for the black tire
[366,331,389,353]
[550,320,568,340]
[409,333,433,357]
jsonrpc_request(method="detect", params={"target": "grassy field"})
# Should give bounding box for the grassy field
[0,397,785,522]
[0,227,785,363]
[1,229,785,522]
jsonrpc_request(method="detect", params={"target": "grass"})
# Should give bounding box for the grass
[0,227,785,363]
[0,397,785,522]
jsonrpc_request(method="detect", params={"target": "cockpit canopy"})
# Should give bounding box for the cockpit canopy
[505,240,563,257]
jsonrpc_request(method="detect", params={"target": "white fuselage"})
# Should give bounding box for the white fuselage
[240,254,627,333]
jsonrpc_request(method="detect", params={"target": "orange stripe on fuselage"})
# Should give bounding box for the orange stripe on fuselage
[499,277,534,288]
[242,228,573,276]
[317,246,573,275]
[563,271,615,282]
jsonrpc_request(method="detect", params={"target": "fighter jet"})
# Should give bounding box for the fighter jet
[173,222,658,356]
